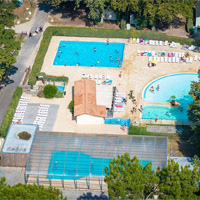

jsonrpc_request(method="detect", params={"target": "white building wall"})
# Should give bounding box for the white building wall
[76,114,104,125]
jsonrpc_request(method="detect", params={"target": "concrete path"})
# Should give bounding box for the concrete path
[146,125,183,134]
[0,5,49,126]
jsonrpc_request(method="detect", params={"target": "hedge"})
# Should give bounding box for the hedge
[0,87,22,138]
[29,26,200,86]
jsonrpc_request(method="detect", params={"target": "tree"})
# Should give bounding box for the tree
[157,159,199,200]
[0,24,20,83]
[43,85,58,98]
[0,177,67,200]
[104,153,159,199]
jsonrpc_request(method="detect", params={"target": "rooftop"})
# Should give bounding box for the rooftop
[74,79,106,118]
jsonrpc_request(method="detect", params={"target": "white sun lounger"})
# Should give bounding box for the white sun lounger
[157,57,161,62]
[164,41,168,46]
[40,104,50,107]
[181,52,185,57]
[164,57,168,62]
[16,106,26,110]
[175,57,179,63]
[97,80,101,85]
[136,38,140,44]
[36,116,46,120]
[38,107,49,110]
[94,74,98,79]
[148,57,152,62]
[137,50,141,56]
[175,52,179,57]
[85,74,89,79]
[186,58,189,63]
[155,41,159,46]
[194,55,198,61]
[16,110,25,113]
[168,57,172,63]
[159,41,163,46]
[160,57,164,63]
[13,116,24,120]
[81,74,85,79]
[151,51,155,56]
[89,74,93,79]
[99,75,102,79]
[172,57,176,63]
[18,102,28,105]
[189,57,193,63]
[37,113,48,117]
[178,52,182,58]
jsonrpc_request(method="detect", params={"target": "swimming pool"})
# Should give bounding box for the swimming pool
[47,151,151,180]
[57,86,64,92]
[142,73,199,121]
[53,41,125,68]
[104,118,131,127]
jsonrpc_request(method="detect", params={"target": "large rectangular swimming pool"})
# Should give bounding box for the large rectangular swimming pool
[53,41,125,68]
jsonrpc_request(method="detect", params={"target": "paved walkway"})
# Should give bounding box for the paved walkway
[0,6,48,126]
[146,125,182,134]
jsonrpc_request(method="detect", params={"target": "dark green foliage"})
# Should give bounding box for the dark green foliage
[105,153,159,199]
[18,131,31,140]
[0,177,67,200]
[43,85,57,98]
[29,26,199,86]
[120,19,126,30]
[0,87,22,138]
[55,91,63,98]
[157,159,199,200]
[105,153,200,200]
[37,72,69,83]
[0,25,20,82]
[186,17,194,35]
[68,99,74,114]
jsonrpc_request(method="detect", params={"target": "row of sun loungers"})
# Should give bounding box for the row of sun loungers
[12,96,30,123]
[113,92,126,112]
[33,104,50,130]
[148,56,194,63]
[82,74,113,85]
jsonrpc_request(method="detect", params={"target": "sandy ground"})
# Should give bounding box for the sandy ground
[27,36,200,134]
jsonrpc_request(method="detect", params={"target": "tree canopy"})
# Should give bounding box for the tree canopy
[42,0,196,28]
[0,1,20,83]
[105,153,200,200]
[0,177,67,200]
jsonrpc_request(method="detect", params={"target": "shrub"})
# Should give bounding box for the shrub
[120,19,126,30]
[37,72,69,83]
[186,17,194,35]
[68,99,74,114]
[43,85,57,98]
[55,91,63,98]
[18,131,31,140]
[0,87,22,138]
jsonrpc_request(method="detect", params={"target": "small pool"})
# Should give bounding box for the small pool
[142,105,188,121]
[53,41,125,68]
[47,151,151,180]
[104,118,131,127]
[142,73,199,121]
[57,86,64,92]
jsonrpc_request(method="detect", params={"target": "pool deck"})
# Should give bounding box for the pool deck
[30,36,200,132]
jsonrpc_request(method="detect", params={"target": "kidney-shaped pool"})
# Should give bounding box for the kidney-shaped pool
[142,73,199,121]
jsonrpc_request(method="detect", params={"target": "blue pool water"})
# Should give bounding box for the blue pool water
[142,73,199,121]
[104,118,131,127]
[53,41,125,68]
[57,86,64,92]
[47,151,151,180]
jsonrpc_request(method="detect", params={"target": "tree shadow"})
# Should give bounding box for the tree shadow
[77,192,109,200]
[38,2,51,13]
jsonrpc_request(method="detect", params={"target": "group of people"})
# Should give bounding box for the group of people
[29,26,43,38]
[150,84,160,92]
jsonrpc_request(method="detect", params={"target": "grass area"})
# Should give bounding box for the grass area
[128,125,198,157]
[14,0,37,25]
[0,87,22,138]
[28,26,200,86]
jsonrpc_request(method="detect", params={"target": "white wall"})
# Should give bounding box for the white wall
[76,114,104,125]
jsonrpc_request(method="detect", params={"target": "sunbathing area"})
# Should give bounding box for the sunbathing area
[12,36,200,134]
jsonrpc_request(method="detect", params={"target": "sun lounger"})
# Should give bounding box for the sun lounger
[144,39,148,45]
[40,104,50,107]
[160,57,164,63]
[16,106,26,110]
[114,107,124,112]
[137,50,141,56]
[164,41,168,46]
[175,52,179,57]
[168,57,172,63]
[175,57,179,63]
[155,41,159,46]
[37,113,48,117]
[85,74,89,79]
[16,110,25,113]
[13,116,24,120]
[136,38,140,44]
[115,104,123,108]
[172,57,176,63]
[148,57,152,62]
[97,80,101,85]
[18,102,28,105]
[157,57,161,62]
[164,57,168,62]
[81,73,85,79]
[159,41,163,46]
[189,57,193,63]
[108,80,112,85]
[194,55,198,61]
[186,58,189,63]
[38,107,49,110]
[99,75,102,79]
[106,75,111,80]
